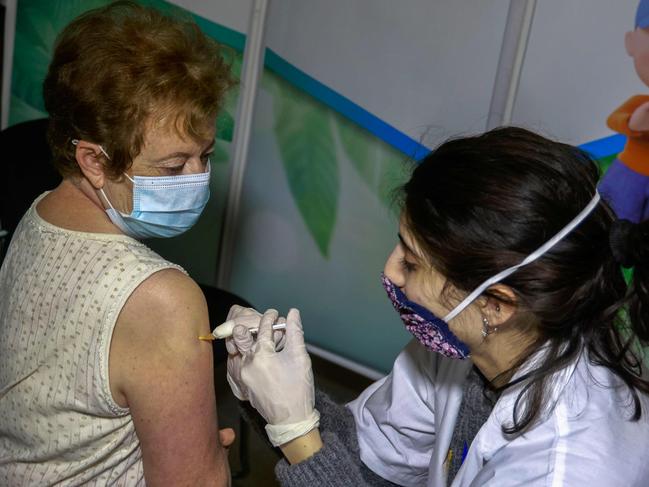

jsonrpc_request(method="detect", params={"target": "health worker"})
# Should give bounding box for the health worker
[223,127,649,487]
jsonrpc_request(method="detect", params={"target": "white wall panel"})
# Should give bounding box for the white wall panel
[512,0,644,145]
[170,0,251,33]
[264,0,511,146]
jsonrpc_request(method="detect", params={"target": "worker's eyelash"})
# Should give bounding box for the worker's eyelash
[400,258,416,272]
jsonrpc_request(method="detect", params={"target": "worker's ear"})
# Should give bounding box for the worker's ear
[477,284,516,327]
[74,141,109,189]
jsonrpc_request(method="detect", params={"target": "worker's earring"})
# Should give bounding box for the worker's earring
[481,316,498,339]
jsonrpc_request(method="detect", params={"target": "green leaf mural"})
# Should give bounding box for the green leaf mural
[211,139,231,165]
[273,83,339,257]
[215,109,235,142]
[597,153,618,175]
[214,51,243,143]
[11,0,110,124]
[337,117,412,211]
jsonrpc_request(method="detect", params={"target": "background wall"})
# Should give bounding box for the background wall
[2,0,641,374]
[512,0,642,147]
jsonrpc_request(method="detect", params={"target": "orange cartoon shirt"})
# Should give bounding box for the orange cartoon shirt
[607,95,649,175]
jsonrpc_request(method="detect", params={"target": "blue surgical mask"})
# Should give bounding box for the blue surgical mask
[384,192,602,359]
[95,145,211,239]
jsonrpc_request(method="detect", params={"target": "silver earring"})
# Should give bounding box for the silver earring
[482,316,498,338]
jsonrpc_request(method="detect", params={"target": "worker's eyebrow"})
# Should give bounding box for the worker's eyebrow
[398,233,415,254]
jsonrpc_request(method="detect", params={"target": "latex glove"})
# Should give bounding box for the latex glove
[217,305,286,350]
[228,308,320,447]
[222,306,286,401]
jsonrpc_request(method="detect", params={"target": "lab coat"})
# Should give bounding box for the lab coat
[348,339,649,486]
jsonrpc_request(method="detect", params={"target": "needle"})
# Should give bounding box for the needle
[198,322,287,341]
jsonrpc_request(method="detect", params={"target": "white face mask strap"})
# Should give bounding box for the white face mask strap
[71,139,111,161]
[71,140,120,210]
[98,187,119,213]
[98,145,111,160]
[443,191,602,322]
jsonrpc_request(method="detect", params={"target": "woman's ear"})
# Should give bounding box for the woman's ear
[74,141,108,189]
[479,284,517,326]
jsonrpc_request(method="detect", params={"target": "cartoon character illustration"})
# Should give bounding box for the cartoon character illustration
[599,0,649,222]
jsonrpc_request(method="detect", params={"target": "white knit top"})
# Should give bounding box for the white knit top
[0,194,183,486]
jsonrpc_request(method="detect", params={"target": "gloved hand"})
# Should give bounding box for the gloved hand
[226,308,320,447]
[220,305,286,401]
[216,305,286,346]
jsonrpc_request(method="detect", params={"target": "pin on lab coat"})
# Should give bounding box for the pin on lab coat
[348,340,649,486]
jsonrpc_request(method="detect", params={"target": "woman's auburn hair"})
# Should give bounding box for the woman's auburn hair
[43,0,235,178]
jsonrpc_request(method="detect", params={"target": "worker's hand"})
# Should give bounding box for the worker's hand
[226,308,320,447]
[629,101,649,131]
[223,306,286,401]
[217,305,286,349]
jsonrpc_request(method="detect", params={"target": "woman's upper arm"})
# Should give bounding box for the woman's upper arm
[110,268,229,486]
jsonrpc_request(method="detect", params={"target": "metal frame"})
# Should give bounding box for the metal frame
[216,0,269,289]
[487,0,537,129]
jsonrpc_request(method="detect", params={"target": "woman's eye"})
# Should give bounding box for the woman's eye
[167,165,184,174]
[400,258,416,272]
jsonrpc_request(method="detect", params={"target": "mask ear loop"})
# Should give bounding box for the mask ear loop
[71,139,111,160]
[94,144,131,215]
[70,139,126,214]
[98,187,121,215]
[98,145,111,161]
[444,192,602,323]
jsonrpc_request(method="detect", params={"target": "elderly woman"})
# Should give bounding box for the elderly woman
[0,2,233,485]
[224,127,649,486]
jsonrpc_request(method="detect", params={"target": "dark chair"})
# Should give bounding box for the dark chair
[0,118,61,260]
[0,117,250,478]
[199,284,252,479]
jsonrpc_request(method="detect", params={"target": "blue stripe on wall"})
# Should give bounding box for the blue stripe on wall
[578,134,625,159]
[263,48,432,160]
[193,12,622,162]
[264,48,623,161]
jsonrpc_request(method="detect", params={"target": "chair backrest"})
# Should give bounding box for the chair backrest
[0,118,61,254]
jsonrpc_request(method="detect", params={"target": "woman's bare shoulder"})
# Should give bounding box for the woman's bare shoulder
[108,267,211,407]
[116,267,208,348]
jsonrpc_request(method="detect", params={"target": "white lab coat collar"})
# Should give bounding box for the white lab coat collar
[349,340,649,487]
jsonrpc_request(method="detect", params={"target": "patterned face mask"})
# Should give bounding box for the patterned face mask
[382,191,602,359]
[382,273,471,359]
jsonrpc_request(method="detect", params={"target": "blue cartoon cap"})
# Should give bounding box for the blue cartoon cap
[636,0,649,28]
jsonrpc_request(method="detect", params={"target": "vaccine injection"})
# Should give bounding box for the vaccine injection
[198,321,287,341]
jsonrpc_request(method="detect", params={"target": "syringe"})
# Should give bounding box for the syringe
[199,321,287,341]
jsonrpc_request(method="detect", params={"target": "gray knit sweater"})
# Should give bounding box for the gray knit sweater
[271,368,494,487]
[274,390,398,486]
